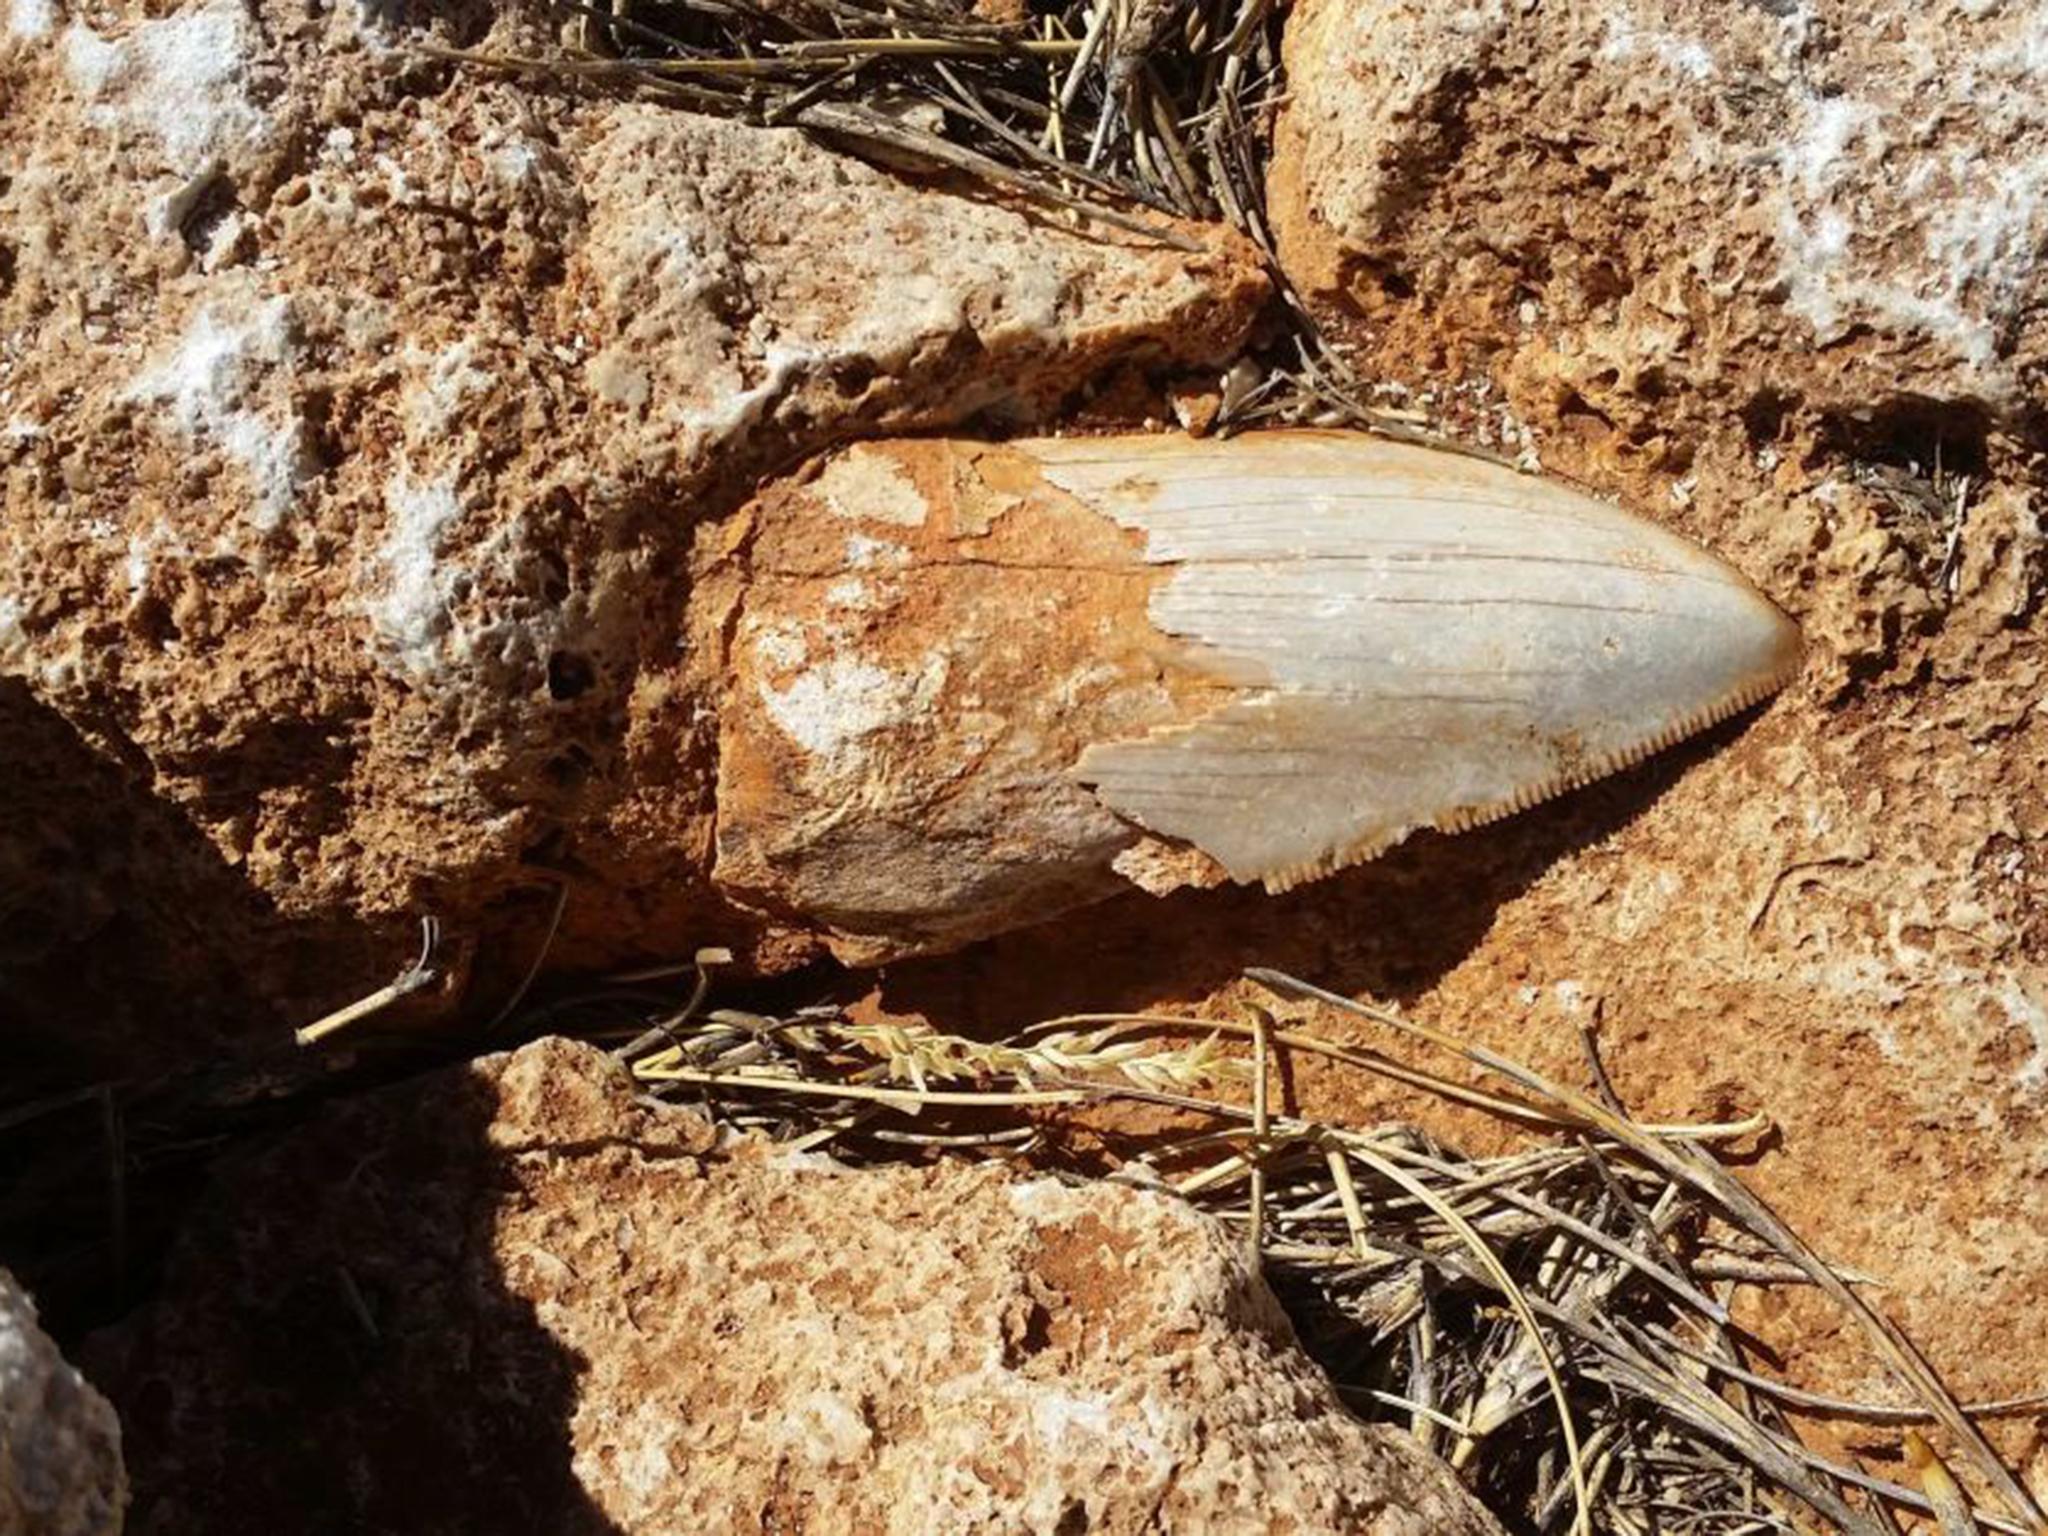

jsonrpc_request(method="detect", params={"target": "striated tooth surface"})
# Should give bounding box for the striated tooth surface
[1034,432,1804,891]
[702,431,1800,958]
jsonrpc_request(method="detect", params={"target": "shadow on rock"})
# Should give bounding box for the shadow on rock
[0,677,409,1091]
[81,1060,624,1536]
[0,677,451,1341]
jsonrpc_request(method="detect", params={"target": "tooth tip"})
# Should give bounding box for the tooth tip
[1055,431,1806,896]
[1420,610,1802,862]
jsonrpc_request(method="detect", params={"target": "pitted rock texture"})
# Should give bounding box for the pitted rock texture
[0,0,1267,1065]
[1271,0,2048,420]
[87,1037,1503,1536]
[841,0,2048,1446]
[1,1268,126,1536]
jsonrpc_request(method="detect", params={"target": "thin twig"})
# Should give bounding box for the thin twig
[295,917,442,1047]
[484,882,570,1034]
[1248,1003,1270,1264]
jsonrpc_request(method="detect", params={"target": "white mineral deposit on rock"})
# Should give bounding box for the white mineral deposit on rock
[363,466,466,678]
[60,0,273,237]
[125,292,314,531]
[6,0,53,41]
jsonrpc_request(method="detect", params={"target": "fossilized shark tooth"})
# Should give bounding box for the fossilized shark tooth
[702,431,1801,958]
[1033,432,1805,892]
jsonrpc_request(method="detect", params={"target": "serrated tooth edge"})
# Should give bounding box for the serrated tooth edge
[1255,651,1802,896]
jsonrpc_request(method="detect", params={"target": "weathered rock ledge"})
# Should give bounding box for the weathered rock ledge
[0,0,1269,1069]
[87,1037,1502,1536]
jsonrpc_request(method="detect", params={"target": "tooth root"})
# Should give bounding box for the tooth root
[1039,431,1803,892]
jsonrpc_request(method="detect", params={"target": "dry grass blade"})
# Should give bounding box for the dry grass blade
[1645,1326,2048,1424]
[1370,1138,1731,1324]
[1575,1320,1887,1536]
[1022,1011,1770,1140]
[1244,966,2047,1532]
[1911,1431,1988,1536]
[1247,1003,1271,1264]
[793,100,1201,248]
[1338,1134,1594,1536]
[633,1065,1088,1109]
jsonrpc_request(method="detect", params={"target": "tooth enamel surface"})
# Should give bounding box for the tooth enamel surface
[1034,433,1801,889]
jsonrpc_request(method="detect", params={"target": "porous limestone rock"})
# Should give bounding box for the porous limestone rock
[1,1268,126,1536]
[935,0,2048,1436]
[0,0,1268,1064]
[1270,0,2048,421]
[88,1037,1503,1536]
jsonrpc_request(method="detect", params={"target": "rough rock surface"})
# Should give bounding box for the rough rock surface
[1271,0,2048,422]
[0,0,1267,1069]
[1,1267,126,1536]
[851,0,2048,1442]
[87,1037,1502,1536]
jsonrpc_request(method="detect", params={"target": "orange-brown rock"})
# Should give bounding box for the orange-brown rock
[885,0,2048,1439]
[0,0,1268,1067]
[1270,0,2048,426]
[88,1037,1505,1536]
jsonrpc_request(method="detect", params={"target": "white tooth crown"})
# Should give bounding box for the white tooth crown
[1034,432,1803,892]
